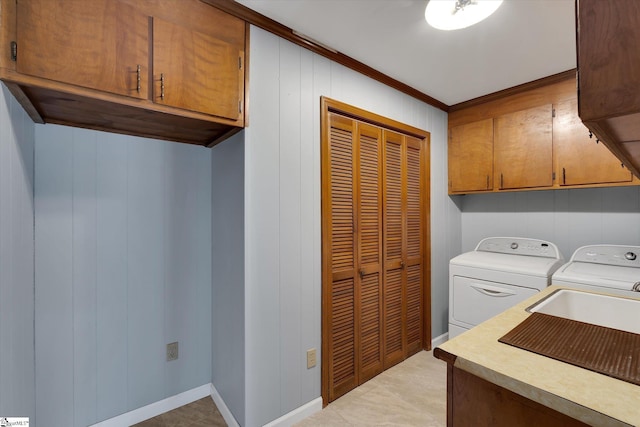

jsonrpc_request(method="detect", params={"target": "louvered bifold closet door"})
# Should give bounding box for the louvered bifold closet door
[356,123,384,384]
[382,131,406,368]
[327,113,358,400]
[326,113,384,401]
[405,136,425,356]
[383,131,426,367]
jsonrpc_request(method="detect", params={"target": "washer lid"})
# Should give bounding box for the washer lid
[450,251,565,277]
[553,262,640,290]
[553,245,640,291]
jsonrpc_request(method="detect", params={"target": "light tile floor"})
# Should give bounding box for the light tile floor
[296,350,447,426]
[132,350,447,427]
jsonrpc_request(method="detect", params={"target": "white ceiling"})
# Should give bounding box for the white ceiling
[235,0,577,106]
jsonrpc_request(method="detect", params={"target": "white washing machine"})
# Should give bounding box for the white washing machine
[449,237,564,339]
[552,244,640,298]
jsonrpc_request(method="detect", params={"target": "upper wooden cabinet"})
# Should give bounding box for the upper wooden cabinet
[0,0,247,146]
[494,104,553,190]
[577,0,640,178]
[448,119,493,193]
[448,75,638,195]
[555,98,632,186]
[17,0,149,100]
[152,16,243,120]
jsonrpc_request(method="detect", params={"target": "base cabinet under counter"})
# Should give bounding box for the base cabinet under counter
[434,352,590,427]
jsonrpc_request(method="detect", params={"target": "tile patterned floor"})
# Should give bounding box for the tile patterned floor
[296,350,447,426]
[132,350,446,427]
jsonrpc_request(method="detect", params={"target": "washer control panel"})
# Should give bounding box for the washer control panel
[476,237,561,259]
[571,245,640,267]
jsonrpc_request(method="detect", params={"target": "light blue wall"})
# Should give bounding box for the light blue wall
[0,84,36,422]
[211,132,245,426]
[460,187,640,259]
[244,26,457,427]
[34,125,212,426]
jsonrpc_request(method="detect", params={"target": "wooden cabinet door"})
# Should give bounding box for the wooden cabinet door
[554,99,632,186]
[494,105,553,189]
[153,17,243,120]
[449,119,493,193]
[16,0,148,99]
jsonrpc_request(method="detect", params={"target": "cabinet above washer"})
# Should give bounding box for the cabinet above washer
[448,73,638,195]
[0,0,248,147]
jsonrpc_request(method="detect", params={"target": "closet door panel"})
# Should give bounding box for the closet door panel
[405,138,423,355]
[383,131,405,368]
[357,123,383,381]
[327,113,357,400]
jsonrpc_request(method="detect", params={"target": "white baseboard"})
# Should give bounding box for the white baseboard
[262,397,323,427]
[89,383,211,427]
[210,383,240,427]
[432,332,449,348]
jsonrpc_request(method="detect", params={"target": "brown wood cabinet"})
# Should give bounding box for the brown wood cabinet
[448,119,493,193]
[0,0,247,146]
[555,99,632,186]
[577,0,640,178]
[448,75,638,194]
[435,359,590,427]
[494,104,553,190]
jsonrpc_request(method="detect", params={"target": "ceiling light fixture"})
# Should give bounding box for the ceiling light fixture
[425,0,503,31]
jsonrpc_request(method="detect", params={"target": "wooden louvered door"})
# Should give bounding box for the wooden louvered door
[356,122,384,384]
[322,97,430,405]
[324,113,384,401]
[382,131,426,368]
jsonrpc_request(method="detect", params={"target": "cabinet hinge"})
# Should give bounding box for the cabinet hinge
[551,108,556,118]
[238,56,242,70]
[10,41,17,61]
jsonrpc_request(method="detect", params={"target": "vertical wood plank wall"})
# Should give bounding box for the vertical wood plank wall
[34,125,212,426]
[460,188,640,258]
[211,132,246,427]
[0,84,36,422]
[244,26,455,427]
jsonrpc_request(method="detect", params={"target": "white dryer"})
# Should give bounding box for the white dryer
[552,244,640,298]
[449,237,564,339]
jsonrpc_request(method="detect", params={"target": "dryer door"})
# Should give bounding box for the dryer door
[452,276,538,328]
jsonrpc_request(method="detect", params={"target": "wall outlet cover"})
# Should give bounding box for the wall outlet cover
[167,342,179,361]
[307,348,316,369]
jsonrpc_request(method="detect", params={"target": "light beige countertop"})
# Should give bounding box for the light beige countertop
[436,285,640,427]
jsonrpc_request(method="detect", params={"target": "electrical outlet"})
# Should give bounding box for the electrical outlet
[306,348,316,369]
[167,342,179,361]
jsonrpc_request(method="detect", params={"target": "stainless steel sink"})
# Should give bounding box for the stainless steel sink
[528,289,640,334]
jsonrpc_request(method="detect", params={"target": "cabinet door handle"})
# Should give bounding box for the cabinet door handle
[160,73,165,100]
[136,65,141,93]
[486,175,490,189]
[400,260,405,269]
[500,173,504,189]
[562,167,566,185]
[359,268,364,279]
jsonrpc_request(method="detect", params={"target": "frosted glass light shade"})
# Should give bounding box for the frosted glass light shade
[425,0,503,31]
